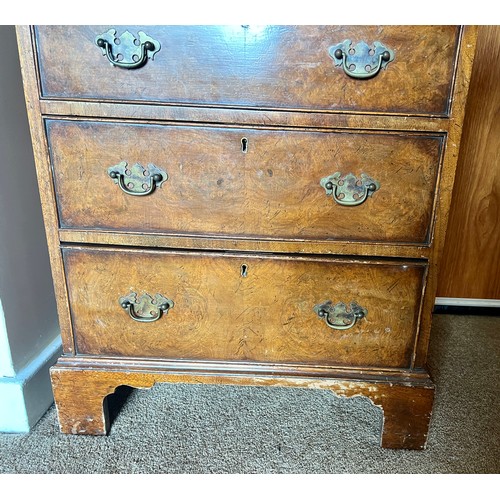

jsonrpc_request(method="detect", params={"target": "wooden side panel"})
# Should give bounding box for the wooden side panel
[438,26,500,300]
[35,25,459,116]
[62,247,426,369]
[413,26,478,367]
[47,119,443,245]
[15,26,76,354]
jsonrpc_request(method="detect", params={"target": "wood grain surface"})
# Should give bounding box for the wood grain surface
[63,246,426,368]
[40,99,452,132]
[438,26,500,299]
[48,119,443,244]
[57,229,433,260]
[15,26,76,353]
[50,362,434,449]
[412,26,478,367]
[35,25,459,116]
[15,24,478,448]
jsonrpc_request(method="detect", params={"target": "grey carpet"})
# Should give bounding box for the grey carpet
[0,314,498,473]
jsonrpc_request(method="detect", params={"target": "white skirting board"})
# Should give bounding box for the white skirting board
[0,336,61,433]
[435,298,500,308]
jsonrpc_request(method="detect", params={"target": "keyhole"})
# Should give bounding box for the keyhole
[241,137,248,154]
[240,264,248,277]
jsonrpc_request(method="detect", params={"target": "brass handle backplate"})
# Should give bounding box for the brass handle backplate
[320,172,379,206]
[119,292,174,323]
[328,40,394,79]
[314,301,367,330]
[95,29,161,69]
[108,161,167,197]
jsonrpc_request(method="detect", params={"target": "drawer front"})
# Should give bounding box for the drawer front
[63,247,426,368]
[36,25,459,116]
[48,120,442,245]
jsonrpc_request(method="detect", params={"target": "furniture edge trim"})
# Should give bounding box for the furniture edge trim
[413,25,479,367]
[52,355,435,388]
[58,229,433,260]
[15,25,76,354]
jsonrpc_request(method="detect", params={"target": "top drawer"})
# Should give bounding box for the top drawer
[34,25,460,116]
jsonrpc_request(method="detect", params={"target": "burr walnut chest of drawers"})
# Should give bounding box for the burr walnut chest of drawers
[17,25,477,448]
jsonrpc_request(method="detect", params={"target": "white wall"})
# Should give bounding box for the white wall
[0,25,61,432]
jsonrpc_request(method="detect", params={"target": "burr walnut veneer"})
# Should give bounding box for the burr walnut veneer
[16,25,477,449]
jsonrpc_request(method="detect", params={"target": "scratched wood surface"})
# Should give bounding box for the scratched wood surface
[48,119,443,244]
[39,100,452,131]
[16,24,478,447]
[411,26,478,366]
[50,362,435,449]
[35,25,459,116]
[438,26,500,299]
[63,246,426,368]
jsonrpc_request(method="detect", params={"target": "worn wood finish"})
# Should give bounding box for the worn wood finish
[58,229,433,259]
[63,246,426,368]
[35,25,459,116]
[50,361,434,449]
[48,119,443,244]
[16,25,478,448]
[413,26,478,367]
[41,99,452,132]
[15,26,76,353]
[438,26,500,300]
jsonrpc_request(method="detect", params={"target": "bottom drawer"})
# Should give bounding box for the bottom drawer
[62,247,427,369]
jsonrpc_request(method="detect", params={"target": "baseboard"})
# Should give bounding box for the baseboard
[435,298,500,307]
[0,335,62,433]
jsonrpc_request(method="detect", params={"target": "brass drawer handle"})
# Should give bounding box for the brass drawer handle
[328,40,394,79]
[95,29,161,69]
[320,172,379,206]
[108,161,167,197]
[119,292,174,323]
[314,301,367,330]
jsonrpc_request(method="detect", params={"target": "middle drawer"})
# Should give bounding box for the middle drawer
[48,120,443,245]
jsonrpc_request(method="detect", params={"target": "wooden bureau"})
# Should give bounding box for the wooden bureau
[16,25,477,449]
